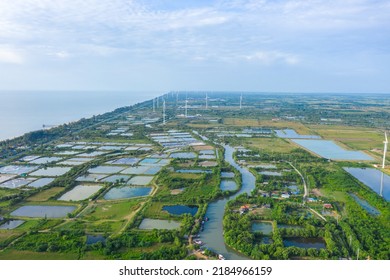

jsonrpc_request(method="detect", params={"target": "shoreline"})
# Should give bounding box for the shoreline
[0,91,161,144]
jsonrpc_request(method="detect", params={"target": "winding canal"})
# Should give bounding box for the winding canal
[199,145,256,260]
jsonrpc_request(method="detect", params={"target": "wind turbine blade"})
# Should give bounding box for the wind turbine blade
[385,132,388,143]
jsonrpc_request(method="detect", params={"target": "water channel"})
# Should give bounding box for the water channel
[200,144,255,260]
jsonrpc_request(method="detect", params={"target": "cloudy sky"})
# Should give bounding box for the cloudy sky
[0,0,389,93]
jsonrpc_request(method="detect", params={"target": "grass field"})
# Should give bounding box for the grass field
[82,200,142,221]
[223,118,313,134]
[27,187,65,202]
[0,189,20,200]
[0,250,79,260]
[307,124,385,150]
[243,137,296,153]
[0,230,23,243]
[171,172,204,180]
[143,202,172,219]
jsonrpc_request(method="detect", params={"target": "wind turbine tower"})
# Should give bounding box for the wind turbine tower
[240,93,243,109]
[206,93,208,109]
[163,99,166,125]
[382,132,388,169]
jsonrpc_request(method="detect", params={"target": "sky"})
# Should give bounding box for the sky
[0,0,389,93]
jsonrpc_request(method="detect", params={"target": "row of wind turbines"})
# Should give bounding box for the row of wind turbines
[152,93,244,121]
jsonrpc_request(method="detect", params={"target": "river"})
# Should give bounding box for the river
[199,144,256,260]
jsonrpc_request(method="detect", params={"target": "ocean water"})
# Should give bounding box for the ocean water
[0,91,159,141]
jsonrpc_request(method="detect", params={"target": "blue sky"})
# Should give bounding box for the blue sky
[0,0,389,93]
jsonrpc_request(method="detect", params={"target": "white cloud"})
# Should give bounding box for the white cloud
[244,51,299,65]
[0,48,23,64]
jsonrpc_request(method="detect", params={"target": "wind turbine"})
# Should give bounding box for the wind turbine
[382,131,388,169]
[380,131,388,197]
[206,93,208,109]
[240,93,243,109]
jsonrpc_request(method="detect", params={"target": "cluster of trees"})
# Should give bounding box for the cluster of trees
[101,229,185,259]
[13,229,85,254]
[222,194,350,259]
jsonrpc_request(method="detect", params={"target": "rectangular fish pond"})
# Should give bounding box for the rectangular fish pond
[104,186,152,200]
[138,218,181,230]
[0,220,25,229]
[344,167,389,201]
[11,205,76,218]
[292,140,373,161]
[162,205,198,216]
[283,237,326,249]
[170,152,197,159]
[58,185,103,201]
[251,221,273,235]
[220,179,238,191]
[29,167,72,177]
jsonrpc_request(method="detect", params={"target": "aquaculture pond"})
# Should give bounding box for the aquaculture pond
[162,205,198,216]
[27,177,55,188]
[120,166,150,175]
[11,205,76,218]
[29,157,62,164]
[104,186,152,200]
[0,220,25,229]
[88,166,125,174]
[221,172,235,178]
[349,193,380,216]
[86,235,106,245]
[344,167,390,201]
[139,158,160,165]
[58,185,103,201]
[76,174,107,182]
[138,218,181,230]
[220,180,237,191]
[110,157,140,165]
[251,221,273,235]
[30,167,72,177]
[283,237,326,249]
[292,140,373,161]
[170,152,197,159]
[0,178,36,189]
[100,175,130,183]
[128,176,154,185]
[0,165,37,175]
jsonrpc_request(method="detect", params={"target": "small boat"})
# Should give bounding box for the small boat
[218,254,225,260]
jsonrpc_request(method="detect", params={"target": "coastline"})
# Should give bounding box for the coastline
[0,91,160,142]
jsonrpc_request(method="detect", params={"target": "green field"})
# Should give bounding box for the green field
[27,187,65,202]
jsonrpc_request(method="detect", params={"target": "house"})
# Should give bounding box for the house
[281,193,290,199]
[323,203,332,209]
[239,205,249,214]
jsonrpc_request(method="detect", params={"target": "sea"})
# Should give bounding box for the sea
[0,91,160,141]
